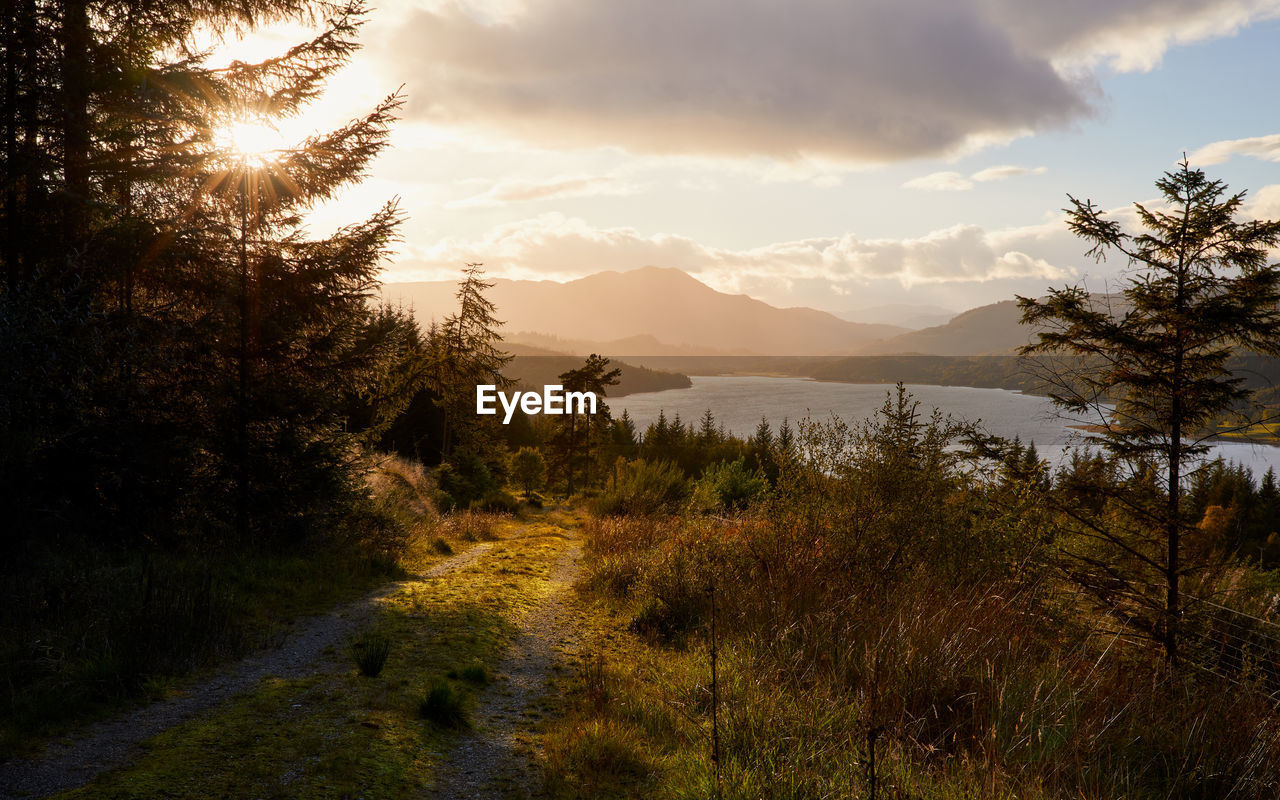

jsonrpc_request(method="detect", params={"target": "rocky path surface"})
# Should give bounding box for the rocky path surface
[427,537,583,800]
[0,543,494,800]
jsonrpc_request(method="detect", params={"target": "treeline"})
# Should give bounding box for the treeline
[0,0,537,751]
[505,354,691,397]
[0,0,414,551]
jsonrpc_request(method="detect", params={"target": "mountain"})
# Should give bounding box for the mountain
[504,332,731,357]
[851,300,1031,356]
[383,266,906,356]
[841,303,957,330]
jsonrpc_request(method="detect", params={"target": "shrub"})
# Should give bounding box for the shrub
[510,447,546,499]
[436,451,501,510]
[591,460,688,517]
[440,510,504,542]
[419,681,467,728]
[472,490,519,514]
[351,631,390,677]
[689,458,769,513]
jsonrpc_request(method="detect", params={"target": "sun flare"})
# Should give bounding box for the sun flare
[214,120,286,167]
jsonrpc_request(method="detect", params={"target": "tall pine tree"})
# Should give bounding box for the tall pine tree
[1019,161,1280,667]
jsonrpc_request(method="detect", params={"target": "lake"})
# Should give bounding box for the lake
[610,375,1280,477]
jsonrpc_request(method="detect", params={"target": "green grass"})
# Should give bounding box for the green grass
[419,682,468,729]
[351,631,392,677]
[54,512,578,800]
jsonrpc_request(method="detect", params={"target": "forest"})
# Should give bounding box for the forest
[5,1,1280,799]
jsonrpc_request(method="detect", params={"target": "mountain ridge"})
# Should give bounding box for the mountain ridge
[384,266,908,356]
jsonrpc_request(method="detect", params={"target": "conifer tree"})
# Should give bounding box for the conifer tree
[551,354,620,495]
[1020,161,1280,666]
[430,263,513,459]
[1,0,406,545]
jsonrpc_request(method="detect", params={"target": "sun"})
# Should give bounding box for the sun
[214,120,286,167]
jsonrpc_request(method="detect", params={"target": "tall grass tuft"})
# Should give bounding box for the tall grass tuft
[351,631,390,678]
[418,681,467,728]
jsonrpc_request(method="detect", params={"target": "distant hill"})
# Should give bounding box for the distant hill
[383,266,907,356]
[852,300,1032,356]
[504,332,731,358]
[841,303,957,330]
[502,342,691,397]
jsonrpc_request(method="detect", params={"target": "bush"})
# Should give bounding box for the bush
[435,451,500,510]
[472,490,519,514]
[510,447,546,499]
[440,510,505,542]
[591,460,688,517]
[688,459,769,513]
[350,631,390,677]
[419,681,468,728]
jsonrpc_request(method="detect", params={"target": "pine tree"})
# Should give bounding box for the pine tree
[1,0,406,546]
[430,263,513,460]
[1019,160,1280,667]
[550,354,620,495]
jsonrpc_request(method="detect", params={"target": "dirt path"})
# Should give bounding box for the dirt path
[0,543,494,800]
[428,537,583,799]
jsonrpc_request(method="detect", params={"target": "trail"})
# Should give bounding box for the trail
[428,536,583,799]
[0,543,494,800]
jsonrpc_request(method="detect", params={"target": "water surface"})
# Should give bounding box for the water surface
[610,376,1280,476]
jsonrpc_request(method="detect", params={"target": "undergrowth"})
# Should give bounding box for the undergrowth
[0,454,456,757]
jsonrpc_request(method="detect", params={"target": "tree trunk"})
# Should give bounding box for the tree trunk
[61,0,90,238]
[1167,418,1180,669]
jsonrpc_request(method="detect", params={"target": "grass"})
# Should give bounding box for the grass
[539,511,1280,800]
[53,510,578,800]
[0,455,478,759]
[351,631,391,677]
[418,682,468,728]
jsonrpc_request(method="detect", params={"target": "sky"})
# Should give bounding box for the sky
[218,0,1280,318]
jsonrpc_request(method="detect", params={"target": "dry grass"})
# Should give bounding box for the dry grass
[556,511,1280,800]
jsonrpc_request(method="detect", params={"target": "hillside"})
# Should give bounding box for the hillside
[383,267,906,356]
[841,303,957,329]
[852,300,1030,356]
[503,342,692,396]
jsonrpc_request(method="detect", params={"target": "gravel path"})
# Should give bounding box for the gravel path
[0,543,494,800]
[428,537,583,800]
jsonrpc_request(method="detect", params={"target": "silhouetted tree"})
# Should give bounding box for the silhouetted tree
[1019,160,1280,667]
[551,354,620,495]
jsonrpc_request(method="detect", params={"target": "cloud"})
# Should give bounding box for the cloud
[447,174,640,208]
[395,214,1074,292]
[972,165,1048,182]
[1189,133,1280,165]
[904,165,1047,191]
[903,172,974,192]
[992,0,1280,72]
[377,0,1280,162]
[1246,184,1280,220]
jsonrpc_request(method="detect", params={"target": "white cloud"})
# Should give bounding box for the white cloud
[972,165,1048,182]
[996,0,1280,72]
[446,174,641,208]
[393,214,1074,292]
[1189,133,1280,165]
[1246,184,1280,220]
[373,0,1280,162]
[903,171,974,192]
[904,165,1047,191]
